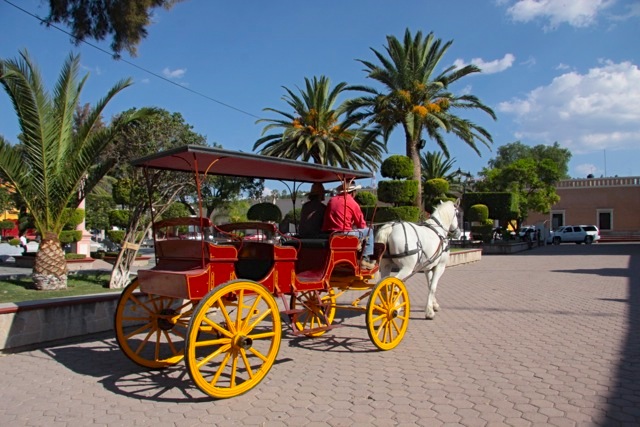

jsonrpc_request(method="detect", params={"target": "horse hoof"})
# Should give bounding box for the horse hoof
[425,313,435,320]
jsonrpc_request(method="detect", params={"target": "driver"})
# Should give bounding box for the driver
[322,183,375,269]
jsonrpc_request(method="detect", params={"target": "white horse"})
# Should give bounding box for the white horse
[374,200,461,319]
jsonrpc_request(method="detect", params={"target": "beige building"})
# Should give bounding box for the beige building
[527,176,640,239]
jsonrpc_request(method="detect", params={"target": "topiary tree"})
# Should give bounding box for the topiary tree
[423,178,451,212]
[247,203,282,223]
[380,155,413,180]
[376,155,420,221]
[468,204,494,243]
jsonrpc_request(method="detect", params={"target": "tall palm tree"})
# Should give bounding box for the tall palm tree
[346,29,496,209]
[254,76,386,172]
[0,50,147,290]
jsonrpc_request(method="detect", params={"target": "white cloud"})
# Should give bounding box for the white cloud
[574,163,601,177]
[556,63,570,71]
[505,0,615,29]
[453,53,515,74]
[162,67,187,79]
[498,60,640,154]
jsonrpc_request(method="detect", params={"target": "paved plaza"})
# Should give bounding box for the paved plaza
[0,243,638,426]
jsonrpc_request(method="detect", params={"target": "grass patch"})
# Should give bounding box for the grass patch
[0,274,117,304]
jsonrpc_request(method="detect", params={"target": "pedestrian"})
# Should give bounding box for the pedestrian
[19,233,28,254]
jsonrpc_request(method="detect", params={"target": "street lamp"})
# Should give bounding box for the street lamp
[455,168,474,245]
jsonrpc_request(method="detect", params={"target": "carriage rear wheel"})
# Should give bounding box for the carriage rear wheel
[290,289,336,337]
[185,280,281,399]
[114,279,192,368]
[366,277,410,351]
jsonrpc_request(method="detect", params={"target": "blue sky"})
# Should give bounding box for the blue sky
[2,0,639,192]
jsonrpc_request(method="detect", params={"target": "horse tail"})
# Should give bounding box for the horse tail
[375,222,396,244]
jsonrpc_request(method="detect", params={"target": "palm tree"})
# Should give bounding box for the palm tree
[421,151,457,181]
[346,29,496,209]
[0,50,147,290]
[254,76,386,172]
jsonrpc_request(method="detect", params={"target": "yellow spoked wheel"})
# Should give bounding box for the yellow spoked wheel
[185,280,281,399]
[290,288,336,337]
[114,279,193,368]
[366,277,410,351]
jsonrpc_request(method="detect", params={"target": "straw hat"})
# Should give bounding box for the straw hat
[334,183,362,194]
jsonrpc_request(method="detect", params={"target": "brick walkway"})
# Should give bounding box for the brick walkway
[0,243,638,426]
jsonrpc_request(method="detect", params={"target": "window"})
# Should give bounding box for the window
[597,209,613,231]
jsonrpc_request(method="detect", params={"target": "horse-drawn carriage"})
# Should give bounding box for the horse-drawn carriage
[114,145,411,399]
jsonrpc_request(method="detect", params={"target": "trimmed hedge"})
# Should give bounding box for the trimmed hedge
[380,155,413,180]
[355,191,377,206]
[463,192,518,224]
[378,180,418,205]
[468,204,489,222]
[373,206,420,222]
[59,230,83,244]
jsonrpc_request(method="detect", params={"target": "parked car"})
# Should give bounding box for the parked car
[547,225,600,245]
[517,226,537,241]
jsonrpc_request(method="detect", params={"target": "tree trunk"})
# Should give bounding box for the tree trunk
[32,232,68,290]
[109,246,138,289]
[406,135,423,212]
[108,220,151,289]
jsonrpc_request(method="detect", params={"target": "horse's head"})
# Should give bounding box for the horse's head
[433,200,461,239]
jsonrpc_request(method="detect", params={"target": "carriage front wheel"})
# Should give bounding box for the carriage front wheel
[114,278,193,368]
[185,280,282,399]
[366,277,410,351]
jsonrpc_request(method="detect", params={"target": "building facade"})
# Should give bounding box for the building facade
[527,176,640,238]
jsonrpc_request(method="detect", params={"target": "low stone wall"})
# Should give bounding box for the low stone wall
[448,248,482,267]
[0,293,121,351]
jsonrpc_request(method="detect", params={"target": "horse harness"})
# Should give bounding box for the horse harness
[383,218,451,273]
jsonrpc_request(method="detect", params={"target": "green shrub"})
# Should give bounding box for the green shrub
[65,253,87,260]
[424,178,449,196]
[247,203,282,222]
[355,191,377,206]
[106,230,126,244]
[9,238,19,246]
[381,155,413,180]
[61,208,85,230]
[59,230,83,244]
[283,208,301,223]
[378,180,418,206]
[0,220,15,232]
[374,206,420,222]
[468,204,489,222]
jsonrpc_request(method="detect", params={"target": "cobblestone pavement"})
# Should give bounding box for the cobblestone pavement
[0,243,638,426]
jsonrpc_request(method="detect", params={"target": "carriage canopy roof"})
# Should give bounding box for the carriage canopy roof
[131,145,373,183]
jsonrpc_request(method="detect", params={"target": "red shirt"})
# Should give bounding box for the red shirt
[322,193,366,232]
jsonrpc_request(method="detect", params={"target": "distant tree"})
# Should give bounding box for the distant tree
[488,141,571,179]
[106,108,206,289]
[255,76,386,172]
[44,0,184,57]
[346,28,496,210]
[477,158,561,228]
